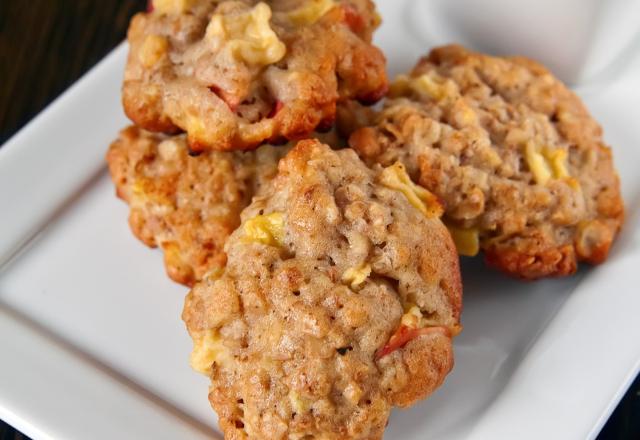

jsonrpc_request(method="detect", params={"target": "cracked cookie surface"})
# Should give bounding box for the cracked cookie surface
[183,140,461,439]
[107,125,289,286]
[124,0,387,152]
[350,45,624,279]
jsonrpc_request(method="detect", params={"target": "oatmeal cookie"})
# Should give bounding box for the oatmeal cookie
[183,140,462,439]
[107,125,289,286]
[350,45,624,279]
[123,0,387,152]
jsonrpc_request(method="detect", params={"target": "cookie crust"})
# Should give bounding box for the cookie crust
[183,140,462,439]
[107,126,288,286]
[123,0,387,152]
[350,45,624,279]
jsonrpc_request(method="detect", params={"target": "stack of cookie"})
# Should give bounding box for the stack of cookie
[106,1,623,438]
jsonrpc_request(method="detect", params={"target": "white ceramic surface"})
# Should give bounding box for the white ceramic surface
[1,2,640,439]
[410,0,640,86]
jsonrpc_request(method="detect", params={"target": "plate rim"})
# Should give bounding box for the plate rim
[1,32,640,440]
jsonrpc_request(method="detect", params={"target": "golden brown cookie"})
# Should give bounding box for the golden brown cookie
[123,0,387,152]
[107,125,289,286]
[350,45,624,280]
[183,140,462,439]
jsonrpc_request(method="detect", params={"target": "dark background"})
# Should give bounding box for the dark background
[0,1,638,439]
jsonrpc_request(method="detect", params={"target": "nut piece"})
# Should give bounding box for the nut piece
[379,162,443,217]
[207,2,286,66]
[286,0,336,25]
[139,34,169,68]
[243,212,285,246]
[153,0,195,15]
[389,73,458,102]
[446,224,480,257]
[190,329,233,374]
[341,263,372,288]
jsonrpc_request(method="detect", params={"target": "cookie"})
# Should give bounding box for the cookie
[107,125,289,286]
[123,0,387,152]
[183,140,462,439]
[350,45,624,279]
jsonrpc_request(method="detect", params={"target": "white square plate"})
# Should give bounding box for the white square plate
[1,2,640,439]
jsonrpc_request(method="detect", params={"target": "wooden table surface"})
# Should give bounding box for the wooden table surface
[0,1,639,439]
